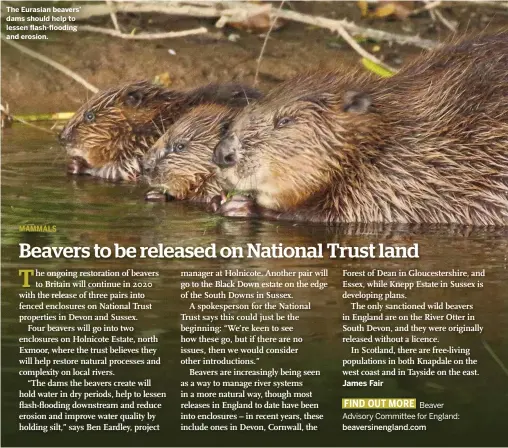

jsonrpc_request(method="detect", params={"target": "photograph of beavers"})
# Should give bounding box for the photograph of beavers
[3,1,507,227]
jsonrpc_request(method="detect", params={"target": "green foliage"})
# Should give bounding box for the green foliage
[361,57,395,78]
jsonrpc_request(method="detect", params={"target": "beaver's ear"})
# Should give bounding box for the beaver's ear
[342,91,372,114]
[124,91,144,108]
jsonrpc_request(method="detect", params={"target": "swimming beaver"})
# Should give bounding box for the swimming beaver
[142,104,237,202]
[213,33,508,226]
[59,81,261,181]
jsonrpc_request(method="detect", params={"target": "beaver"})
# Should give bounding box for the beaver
[59,80,261,181]
[142,104,237,202]
[212,32,508,226]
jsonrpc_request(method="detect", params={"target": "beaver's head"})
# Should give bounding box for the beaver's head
[59,81,180,179]
[143,104,235,202]
[212,71,374,211]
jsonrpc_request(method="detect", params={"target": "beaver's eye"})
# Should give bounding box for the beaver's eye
[275,117,294,129]
[84,111,95,123]
[173,142,186,153]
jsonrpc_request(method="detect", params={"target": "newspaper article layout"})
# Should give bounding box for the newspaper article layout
[1,1,507,447]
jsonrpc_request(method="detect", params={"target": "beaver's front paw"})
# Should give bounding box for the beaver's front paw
[209,191,228,213]
[67,157,92,175]
[216,195,259,218]
[145,189,168,202]
[209,195,222,213]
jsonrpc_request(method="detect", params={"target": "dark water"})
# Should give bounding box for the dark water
[1,126,507,447]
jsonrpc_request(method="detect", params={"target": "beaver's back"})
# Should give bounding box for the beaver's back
[188,83,262,107]
[340,33,508,225]
[376,32,508,125]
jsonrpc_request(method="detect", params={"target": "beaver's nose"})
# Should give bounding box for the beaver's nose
[213,134,240,168]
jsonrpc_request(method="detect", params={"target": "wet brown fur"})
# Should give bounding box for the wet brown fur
[216,32,508,226]
[60,80,261,181]
[143,104,237,202]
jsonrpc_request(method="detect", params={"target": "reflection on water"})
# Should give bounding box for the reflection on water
[1,126,507,447]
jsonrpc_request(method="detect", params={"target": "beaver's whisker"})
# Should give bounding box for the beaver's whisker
[160,112,166,134]
[49,145,63,166]
[241,87,250,106]
[151,119,162,136]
